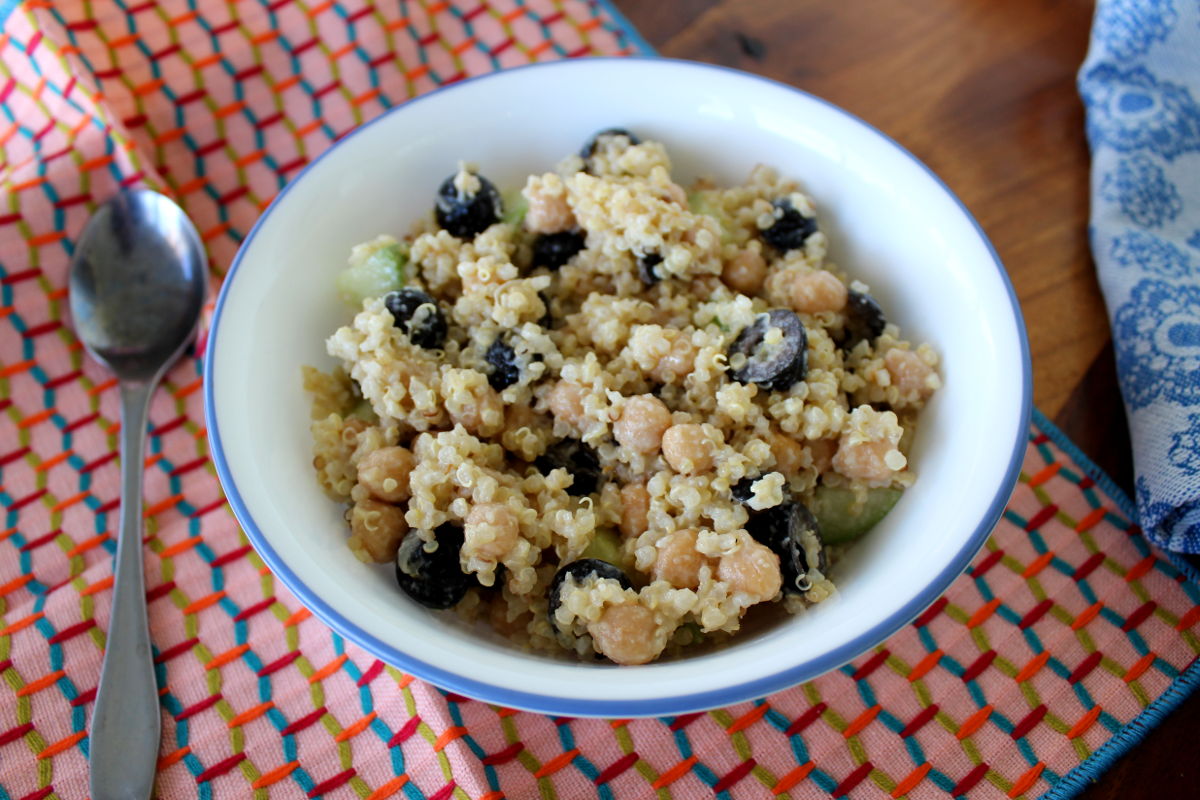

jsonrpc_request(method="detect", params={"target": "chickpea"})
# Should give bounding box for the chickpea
[768,430,805,476]
[721,248,767,295]
[884,349,936,398]
[587,603,662,665]
[717,536,782,602]
[547,380,588,428]
[652,529,713,589]
[523,174,575,234]
[447,380,504,437]
[464,502,520,561]
[619,483,651,538]
[649,335,696,384]
[661,423,715,475]
[834,407,907,485]
[790,271,847,314]
[348,497,408,563]
[832,438,904,485]
[613,395,672,454]
[356,446,415,503]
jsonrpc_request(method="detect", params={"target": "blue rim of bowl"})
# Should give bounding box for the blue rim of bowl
[204,56,1034,717]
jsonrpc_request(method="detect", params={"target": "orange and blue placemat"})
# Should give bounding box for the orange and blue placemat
[0,1,1197,798]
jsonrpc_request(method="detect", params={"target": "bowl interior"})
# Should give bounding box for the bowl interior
[207,57,1029,715]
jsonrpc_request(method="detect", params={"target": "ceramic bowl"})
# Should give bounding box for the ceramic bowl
[205,57,1031,716]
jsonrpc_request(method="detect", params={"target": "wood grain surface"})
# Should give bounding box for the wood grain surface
[610,0,1198,797]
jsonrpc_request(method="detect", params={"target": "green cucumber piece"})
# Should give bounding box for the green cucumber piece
[501,188,528,227]
[675,621,704,645]
[581,528,624,567]
[346,397,378,424]
[686,190,714,215]
[810,485,902,544]
[687,191,733,244]
[337,236,407,308]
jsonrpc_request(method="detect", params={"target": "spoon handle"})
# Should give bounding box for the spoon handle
[90,380,162,800]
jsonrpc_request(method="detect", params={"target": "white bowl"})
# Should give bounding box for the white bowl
[205,57,1031,716]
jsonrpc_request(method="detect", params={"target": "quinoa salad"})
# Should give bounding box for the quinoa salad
[304,130,941,665]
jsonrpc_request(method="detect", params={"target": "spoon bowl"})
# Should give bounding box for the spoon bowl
[70,190,207,382]
[69,188,206,800]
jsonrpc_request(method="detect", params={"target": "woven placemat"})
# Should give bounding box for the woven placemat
[0,2,1196,798]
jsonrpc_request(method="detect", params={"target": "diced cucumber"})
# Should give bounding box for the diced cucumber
[337,235,407,308]
[687,191,733,244]
[809,485,902,544]
[674,621,704,645]
[346,397,378,424]
[687,190,714,216]
[501,187,527,227]
[581,528,624,567]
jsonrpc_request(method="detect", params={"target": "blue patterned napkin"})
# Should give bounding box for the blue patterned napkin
[1079,0,1200,553]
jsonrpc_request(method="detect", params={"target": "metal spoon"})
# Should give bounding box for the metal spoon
[69,189,207,800]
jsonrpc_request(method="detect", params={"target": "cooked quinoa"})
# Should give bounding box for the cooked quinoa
[306,130,941,665]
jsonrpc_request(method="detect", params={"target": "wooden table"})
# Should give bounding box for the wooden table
[611,0,1198,796]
